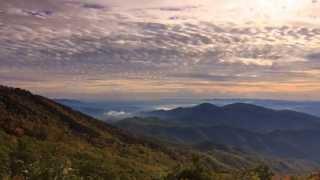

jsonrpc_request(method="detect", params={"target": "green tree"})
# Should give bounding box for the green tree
[165,155,212,180]
[253,165,274,180]
[72,153,117,180]
[234,165,274,180]
[0,150,9,179]
[9,140,37,179]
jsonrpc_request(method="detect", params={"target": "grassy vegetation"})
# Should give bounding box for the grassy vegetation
[0,132,177,179]
[0,128,280,180]
[1,86,319,179]
[115,116,320,174]
[0,86,181,179]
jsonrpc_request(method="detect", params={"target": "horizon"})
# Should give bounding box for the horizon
[52,91,320,119]
[1,0,320,100]
[3,82,320,178]
[52,95,320,103]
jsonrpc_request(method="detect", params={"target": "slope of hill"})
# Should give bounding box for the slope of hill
[115,103,320,170]
[2,85,286,179]
[0,85,193,179]
[2,85,320,179]
[144,103,320,132]
[116,118,320,160]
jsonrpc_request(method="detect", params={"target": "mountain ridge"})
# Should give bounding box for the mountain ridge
[0,85,194,179]
[115,103,320,169]
[144,102,320,132]
[2,85,289,179]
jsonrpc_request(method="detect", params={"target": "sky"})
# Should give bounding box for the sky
[1,0,320,100]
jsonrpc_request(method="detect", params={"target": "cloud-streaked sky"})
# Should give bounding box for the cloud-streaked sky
[1,0,320,100]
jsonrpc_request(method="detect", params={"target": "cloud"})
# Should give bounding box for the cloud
[104,110,129,116]
[172,73,239,81]
[306,52,320,61]
[103,110,132,120]
[82,3,108,10]
[152,5,199,12]
[24,10,54,18]
[1,0,320,100]
[221,58,274,67]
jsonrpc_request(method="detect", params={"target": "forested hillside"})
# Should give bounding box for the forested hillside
[115,103,320,174]
[0,85,278,180]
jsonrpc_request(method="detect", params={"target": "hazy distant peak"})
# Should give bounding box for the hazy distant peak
[193,103,219,110]
[222,103,272,111]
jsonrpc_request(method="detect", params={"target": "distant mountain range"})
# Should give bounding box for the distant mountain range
[144,103,320,132]
[54,99,320,167]
[5,85,303,178]
[115,103,320,165]
[55,98,320,122]
[54,99,108,119]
